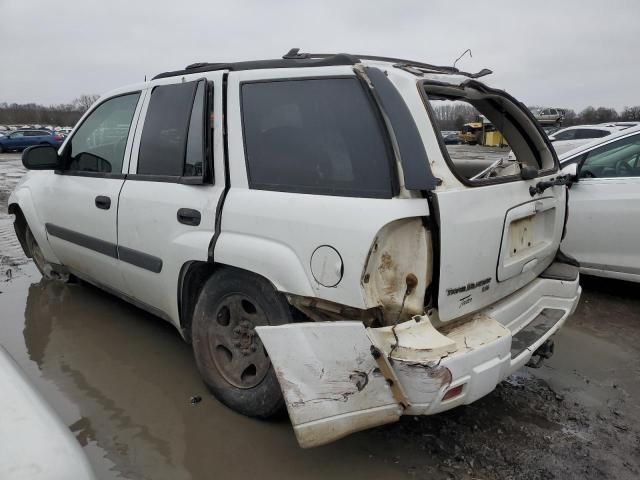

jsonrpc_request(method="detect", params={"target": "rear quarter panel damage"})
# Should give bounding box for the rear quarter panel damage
[360,217,431,323]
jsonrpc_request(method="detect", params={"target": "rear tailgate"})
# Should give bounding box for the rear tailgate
[421,79,566,323]
[434,182,564,322]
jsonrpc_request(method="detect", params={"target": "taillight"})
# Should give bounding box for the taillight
[54,135,63,141]
[442,384,465,401]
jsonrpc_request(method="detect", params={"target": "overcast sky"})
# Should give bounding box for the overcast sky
[1,0,637,111]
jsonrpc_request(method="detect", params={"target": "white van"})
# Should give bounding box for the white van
[9,50,580,448]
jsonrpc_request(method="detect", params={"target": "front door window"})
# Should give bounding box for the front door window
[64,93,141,174]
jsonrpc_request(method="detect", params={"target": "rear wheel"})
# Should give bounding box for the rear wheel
[191,267,293,418]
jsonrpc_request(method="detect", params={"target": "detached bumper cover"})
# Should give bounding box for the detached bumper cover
[257,270,581,448]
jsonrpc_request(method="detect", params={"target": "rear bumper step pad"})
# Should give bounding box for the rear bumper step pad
[510,308,564,358]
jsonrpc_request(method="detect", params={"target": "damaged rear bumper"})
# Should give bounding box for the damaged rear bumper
[256,271,581,448]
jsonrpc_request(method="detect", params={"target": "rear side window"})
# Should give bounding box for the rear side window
[138,80,207,178]
[553,129,577,141]
[241,78,394,198]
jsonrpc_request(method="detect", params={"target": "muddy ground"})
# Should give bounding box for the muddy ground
[0,152,638,479]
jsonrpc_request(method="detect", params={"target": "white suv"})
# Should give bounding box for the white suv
[9,50,581,448]
[534,107,565,125]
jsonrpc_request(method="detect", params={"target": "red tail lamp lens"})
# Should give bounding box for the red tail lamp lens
[442,384,464,401]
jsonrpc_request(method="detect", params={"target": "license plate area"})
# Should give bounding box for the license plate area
[498,197,561,282]
[508,215,535,258]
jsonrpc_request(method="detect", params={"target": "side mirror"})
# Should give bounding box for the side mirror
[22,145,62,170]
[521,164,539,180]
[561,162,578,183]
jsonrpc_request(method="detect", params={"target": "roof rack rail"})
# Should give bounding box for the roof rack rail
[303,51,492,78]
[152,49,491,80]
[152,51,359,80]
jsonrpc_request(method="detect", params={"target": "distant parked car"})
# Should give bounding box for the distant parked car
[442,132,462,144]
[534,108,565,125]
[548,125,620,156]
[560,126,640,282]
[0,129,64,153]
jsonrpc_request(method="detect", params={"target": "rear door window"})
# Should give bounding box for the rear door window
[241,78,394,198]
[137,79,207,178]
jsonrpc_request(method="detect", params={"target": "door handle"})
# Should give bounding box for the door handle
[177,208,201,226]
[95,195,111,210]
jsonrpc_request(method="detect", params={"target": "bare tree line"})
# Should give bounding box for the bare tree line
[432,103,640,131]
[2,94,640,131]
[0,94,99,126]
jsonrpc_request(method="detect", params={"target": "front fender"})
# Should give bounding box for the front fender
[8,183,62,265]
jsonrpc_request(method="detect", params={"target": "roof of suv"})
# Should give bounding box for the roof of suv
[153,48,492,80]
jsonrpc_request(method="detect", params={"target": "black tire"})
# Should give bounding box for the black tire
[191,267,293,418]
[25,225,49,278]
[0,145,4,153]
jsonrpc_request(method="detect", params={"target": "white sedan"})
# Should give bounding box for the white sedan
[560,126,640,282]
[507,125,622,161]
[549,125,621,156]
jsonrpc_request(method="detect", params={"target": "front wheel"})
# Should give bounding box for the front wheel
[191,267,293,418]
[25,226,69,282]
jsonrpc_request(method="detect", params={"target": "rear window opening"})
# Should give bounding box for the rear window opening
[423,82,555,184]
